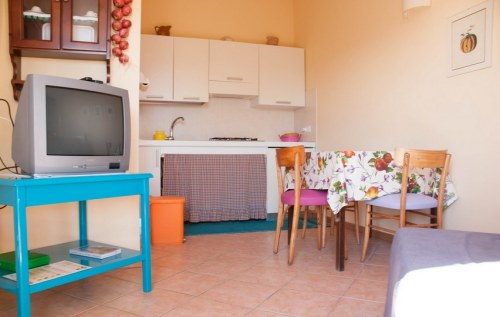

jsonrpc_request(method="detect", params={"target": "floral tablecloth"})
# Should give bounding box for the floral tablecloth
[285,150,458,214]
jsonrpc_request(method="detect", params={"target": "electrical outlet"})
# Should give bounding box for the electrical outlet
[300,126,312,133]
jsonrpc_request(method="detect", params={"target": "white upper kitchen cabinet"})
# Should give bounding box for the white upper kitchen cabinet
[140,35,209,103]
[209,40,259,97]
[173,37,209,103]
[140,34,173,102]
[252,45,305,109]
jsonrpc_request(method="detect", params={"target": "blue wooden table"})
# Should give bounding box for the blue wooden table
[0,173,152,316]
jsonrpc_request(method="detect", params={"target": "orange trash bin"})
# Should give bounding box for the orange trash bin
[149,196,186,244]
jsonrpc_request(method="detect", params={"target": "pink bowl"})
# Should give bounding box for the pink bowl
[279,134,301,142]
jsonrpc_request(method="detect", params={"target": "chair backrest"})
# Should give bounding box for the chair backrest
[275,146,306,199]
[395,147,449,169]
[397,148,451,228]
[276,145,306,168]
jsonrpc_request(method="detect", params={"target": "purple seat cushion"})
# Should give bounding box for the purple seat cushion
[281,189,328,206]
[366,193,437,210]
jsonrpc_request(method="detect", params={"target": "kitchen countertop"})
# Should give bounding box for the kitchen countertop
[139,140,316,148]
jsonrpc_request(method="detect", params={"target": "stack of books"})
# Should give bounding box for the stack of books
[0,251,50,272]
[69,245,122,259]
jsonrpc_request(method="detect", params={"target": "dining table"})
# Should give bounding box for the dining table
[285,150,458,271]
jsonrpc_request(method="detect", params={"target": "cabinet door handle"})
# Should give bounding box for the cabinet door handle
[183,97,200,101]
[146,95,165,99]
[275,101,292,105]
[226,77,243,81]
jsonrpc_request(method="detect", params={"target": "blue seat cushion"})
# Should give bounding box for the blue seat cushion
[366,193,438,210]
[282,189,328,206]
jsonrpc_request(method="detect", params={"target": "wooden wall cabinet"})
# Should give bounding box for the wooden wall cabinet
[8,0,110,100]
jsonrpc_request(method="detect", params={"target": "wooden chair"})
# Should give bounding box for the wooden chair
[303,201,360,245]
[360,148,451,262]
[273,145,328,265]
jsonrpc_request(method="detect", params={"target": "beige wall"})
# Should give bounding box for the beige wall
[294,0,500,233]
[141,0,295,46]
[0,0,142,251]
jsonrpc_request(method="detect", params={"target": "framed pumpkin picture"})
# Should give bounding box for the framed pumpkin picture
[448,0,493,77]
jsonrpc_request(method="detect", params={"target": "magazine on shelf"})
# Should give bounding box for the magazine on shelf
[3,260,90,285]
[69,245,122,259]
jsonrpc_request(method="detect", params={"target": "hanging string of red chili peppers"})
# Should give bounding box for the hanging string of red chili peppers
[110,0,133,64]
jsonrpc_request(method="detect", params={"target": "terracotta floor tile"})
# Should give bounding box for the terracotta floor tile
[245,309,294,317]
[74,305,139,316]
[329,298,385,317]
[200,279,279,309]
[61,274,140,304]
[234,264,298,288]
[154,271,226,296]
[4,291,97,317]
[285,272,354,296]
[162,297,250,317]
[258,288,339,316]
[359,264,390,282]
[344,278,388,302]
[105,288,193,316]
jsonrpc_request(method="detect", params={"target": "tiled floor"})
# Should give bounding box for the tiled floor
[0,227,391,316]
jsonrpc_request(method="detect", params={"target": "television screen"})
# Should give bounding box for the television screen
[12,74,131,176]
[46,86,124,156]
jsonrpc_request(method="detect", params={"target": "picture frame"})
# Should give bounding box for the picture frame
[448,0,493,77]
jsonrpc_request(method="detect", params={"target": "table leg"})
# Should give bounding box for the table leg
[431,207,437,226]
[335,207,345,271]
[140,189,153,292]
[13,190,31,316]
[79,201,88,245]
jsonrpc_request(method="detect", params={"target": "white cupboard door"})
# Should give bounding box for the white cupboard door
[209,40,259,96]
[257,45,305,108]
[173,37,209,103]
[140,35,173,102]
[138,146,161,196]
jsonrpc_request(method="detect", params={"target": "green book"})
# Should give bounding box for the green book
[0,251,50,272]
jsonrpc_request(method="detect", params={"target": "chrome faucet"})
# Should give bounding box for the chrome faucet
[166,116,184,140]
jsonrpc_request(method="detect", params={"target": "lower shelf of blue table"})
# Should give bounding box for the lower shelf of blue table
[0,240,145,294]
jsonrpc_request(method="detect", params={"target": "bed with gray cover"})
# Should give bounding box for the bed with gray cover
[386,227,500,317]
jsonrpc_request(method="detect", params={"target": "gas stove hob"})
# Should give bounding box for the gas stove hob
[209,137,259,141]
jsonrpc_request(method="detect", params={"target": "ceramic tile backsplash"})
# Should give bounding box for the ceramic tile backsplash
[139,98,298,142]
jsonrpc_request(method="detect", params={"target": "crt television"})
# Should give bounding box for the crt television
[12,74,131,176]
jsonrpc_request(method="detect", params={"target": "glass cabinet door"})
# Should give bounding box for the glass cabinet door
[10,0,61,49]
[9,0,108,52]
[61,0,108,52]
